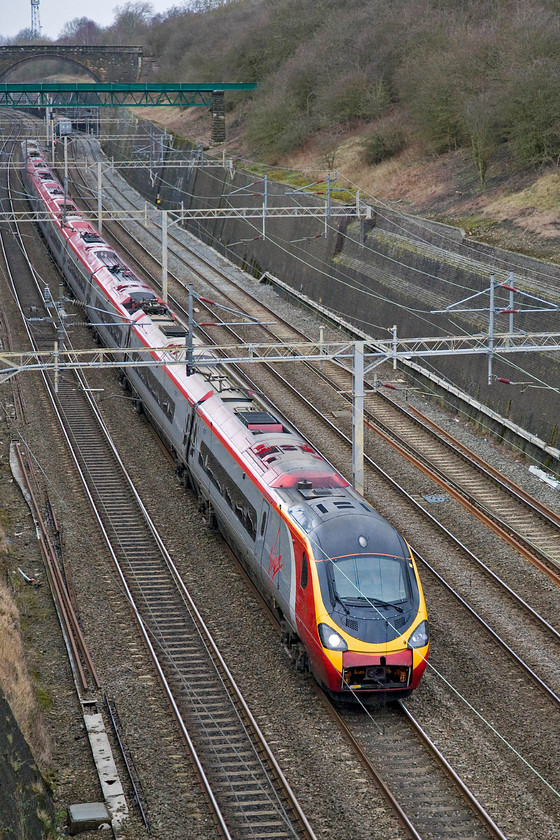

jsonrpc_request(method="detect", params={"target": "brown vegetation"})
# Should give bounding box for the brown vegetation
[7,1,560,174]
[0,527,50,767]
[5,1,560,255]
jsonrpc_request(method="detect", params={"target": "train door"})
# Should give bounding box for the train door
[256,500,270,579]
[259,502,295,625]
[293,539,316,651]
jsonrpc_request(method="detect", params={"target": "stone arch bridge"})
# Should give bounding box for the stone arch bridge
[0,45,155,82]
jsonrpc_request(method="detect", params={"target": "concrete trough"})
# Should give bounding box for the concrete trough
[68,802,110,835]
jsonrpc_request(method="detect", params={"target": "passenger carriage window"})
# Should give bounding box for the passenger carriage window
[300,552,309,589]
[260,510,267,537]
[198,441,257,541]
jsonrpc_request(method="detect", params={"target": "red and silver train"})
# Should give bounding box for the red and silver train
[22,139,429,698]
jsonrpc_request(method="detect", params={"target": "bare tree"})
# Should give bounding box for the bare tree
[110,2,154,44]
[58,17,103,45]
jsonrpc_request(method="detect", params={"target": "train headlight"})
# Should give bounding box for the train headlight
[318,623,348,651]
[407,620,429,649]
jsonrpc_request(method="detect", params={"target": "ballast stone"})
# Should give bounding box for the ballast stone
[68,802,110,834]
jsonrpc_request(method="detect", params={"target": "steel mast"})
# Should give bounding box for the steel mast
[31,0,41,37]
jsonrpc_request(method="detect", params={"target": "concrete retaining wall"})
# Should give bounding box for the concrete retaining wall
[0,690,52,839]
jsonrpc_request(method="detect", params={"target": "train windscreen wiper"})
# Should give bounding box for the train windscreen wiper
[332,588,349,614]
[350,596,403,613]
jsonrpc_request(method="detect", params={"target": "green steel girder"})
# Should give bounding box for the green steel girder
[0,82,257,107]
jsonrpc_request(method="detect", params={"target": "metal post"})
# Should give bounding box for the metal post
[319,325,325,371]
[97,161,103,233]
[161,210,168,303]
[325,173,331,237]
[488,274,495,385]
[392,324,398,370]
[54,339,59,393]
[51,122,55,164]
[144,201,148,227]
[352,341,365,496]
[187,283,194,376]
[508,271,515,336]
[63,135,68,184]
[62,172,68,228]
[262,175,267,239]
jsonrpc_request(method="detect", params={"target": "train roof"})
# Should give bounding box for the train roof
[247,436,348,489]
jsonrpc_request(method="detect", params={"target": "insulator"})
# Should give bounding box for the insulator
[382,383,396,390]
[497,377,512,384]
[500,284,518,292]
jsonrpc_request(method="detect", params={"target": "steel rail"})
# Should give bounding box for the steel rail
[36,320,314,840]
[12,440,96,692]
[316,691,424,840]
[397,702,509,840]
[0,122,30,423]
[128,250,560,705]
[105,696,151,835]
[240,557,510,840]
[49,349,317,840]
[362,410,560,585]
[409,403,560,526]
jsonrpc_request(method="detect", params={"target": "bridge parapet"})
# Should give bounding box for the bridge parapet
[0,45,153,82]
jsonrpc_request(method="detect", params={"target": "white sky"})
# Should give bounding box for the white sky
[2,1,183,41]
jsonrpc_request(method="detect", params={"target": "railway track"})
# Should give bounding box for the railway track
[0,119,36,425]
[325,697,507,840]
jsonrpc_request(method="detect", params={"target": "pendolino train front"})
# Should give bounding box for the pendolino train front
[22,139,429,698]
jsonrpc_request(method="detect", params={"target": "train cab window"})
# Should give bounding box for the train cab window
[300,552,309,589]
